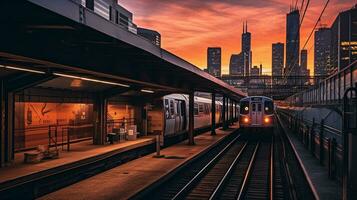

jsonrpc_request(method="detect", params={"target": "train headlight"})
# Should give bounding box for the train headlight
[264,117,270,123]
[243,117,249,123]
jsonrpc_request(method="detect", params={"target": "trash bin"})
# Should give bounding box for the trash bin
[107,133,116,144]
[127,130,137,141]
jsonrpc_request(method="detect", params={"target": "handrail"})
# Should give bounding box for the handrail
[285,60,357,106]
[277,108,342,136]
[276,113,320,200]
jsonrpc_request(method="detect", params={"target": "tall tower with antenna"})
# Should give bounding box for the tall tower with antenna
[242,21,252,76]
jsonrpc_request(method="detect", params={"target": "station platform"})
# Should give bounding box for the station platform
[0,137,156,197]
[279,116,341,200]
[40,124,239,200]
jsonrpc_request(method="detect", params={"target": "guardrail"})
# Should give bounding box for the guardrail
[277,109,343,182]
[286,60,357,106]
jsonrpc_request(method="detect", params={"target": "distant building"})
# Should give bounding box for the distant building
[137,27,161,47]
[314,27,332,76]
[207,47,222,77]
[300,49,308,75]
[251,65,260,76]
[285,9,300,76]
[242,22,252,76]
[259,64,263,76]
[81,0,137,33]
[330,5,357,71]
[229,53,244,75]
[272,43,284,77]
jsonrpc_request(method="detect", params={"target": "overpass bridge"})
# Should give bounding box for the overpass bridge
[222,74,328,100]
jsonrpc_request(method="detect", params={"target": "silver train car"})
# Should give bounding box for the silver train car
[147,94,238,145]
[239,96,275,132]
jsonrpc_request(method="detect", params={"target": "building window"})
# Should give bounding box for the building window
[115,10,119,24]
[120,13,129,27]
[109,6,112,21]
[94,0,110,20]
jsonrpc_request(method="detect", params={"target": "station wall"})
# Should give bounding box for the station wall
[14,102,93,151]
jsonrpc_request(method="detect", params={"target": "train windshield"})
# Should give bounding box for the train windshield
[240,101,249,114]
[264,101,274,114]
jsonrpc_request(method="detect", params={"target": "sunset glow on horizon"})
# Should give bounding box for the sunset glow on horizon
[119,0,354,75]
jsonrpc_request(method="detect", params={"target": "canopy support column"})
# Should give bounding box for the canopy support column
[93,95,108,145]
[188,91,195,145]
[211,93,216,135]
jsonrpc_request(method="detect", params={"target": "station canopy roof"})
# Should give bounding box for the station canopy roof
[0,0,246,100]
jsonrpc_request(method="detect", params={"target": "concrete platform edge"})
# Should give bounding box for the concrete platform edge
[129,128,238,200]
[276,114,320,200]
[0,138,155,190]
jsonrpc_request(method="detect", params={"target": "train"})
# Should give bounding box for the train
[148,94,239,145]
[239,96,275,132]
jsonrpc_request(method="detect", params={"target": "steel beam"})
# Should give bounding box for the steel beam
[230,99,233,125]
[234,101,238,121]
[211,93,216,135]
[223,96,228,130]
[0,80,14,167]
[188,92,195,145]
[93,95,108,145]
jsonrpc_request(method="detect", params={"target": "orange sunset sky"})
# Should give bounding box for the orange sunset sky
[118,0,355,75]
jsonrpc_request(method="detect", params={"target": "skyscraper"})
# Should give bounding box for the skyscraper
[314,27,331,76]
[251,65,260,76]
[207,47,222,77]
[330,5,357,71]
[259,64,263,76]
[229,53,244,75]
[285,9,300,76]
[300,49,309,84]
[300,49,308,76]
[242,22,252,76]
[272,43,284,77]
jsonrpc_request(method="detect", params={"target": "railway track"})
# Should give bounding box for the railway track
[134,122,317,200]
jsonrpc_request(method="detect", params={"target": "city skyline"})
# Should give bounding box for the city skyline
[118,0,354,75]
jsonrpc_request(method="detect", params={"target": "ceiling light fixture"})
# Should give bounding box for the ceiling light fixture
[0,65,46,74]
[141,89,154,94]
[53,72,130,88]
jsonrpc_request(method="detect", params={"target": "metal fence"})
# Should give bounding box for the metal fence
[286,60,357,106]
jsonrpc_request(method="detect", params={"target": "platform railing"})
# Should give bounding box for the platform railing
[277,109,343,182]
[286,60,357,106]
[14,123,93,152]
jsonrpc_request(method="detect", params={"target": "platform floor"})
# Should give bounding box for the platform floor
[0,137,155,185]
[40,124,239,200]
[280,119,341,200]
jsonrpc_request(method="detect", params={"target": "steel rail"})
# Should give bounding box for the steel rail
[208,142,249,200]
[269,135,274,200]
[171,134,242,200]
[236,142,260,200]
